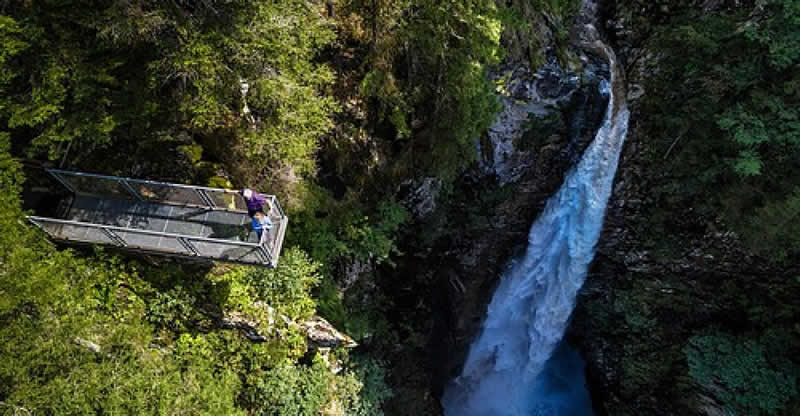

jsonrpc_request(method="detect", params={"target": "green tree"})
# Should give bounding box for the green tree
[244,357,330,416]
[341,0,503,179]
[684,333,797,415]
[0,135,245,415]
[1,1,337,188]
[636,0,800,260]
[0,134,386,415]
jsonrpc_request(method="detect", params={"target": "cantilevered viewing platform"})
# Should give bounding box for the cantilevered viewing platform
[27,169,286,267]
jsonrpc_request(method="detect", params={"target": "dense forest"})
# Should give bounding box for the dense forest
[0,0,503,413]
[1,0,798,415]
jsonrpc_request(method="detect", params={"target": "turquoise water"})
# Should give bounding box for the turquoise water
[442,41,627,416]
[527,342,594,416]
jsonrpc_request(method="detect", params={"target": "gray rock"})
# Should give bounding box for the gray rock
[203,303,356,349]
[398,177,442,219]
[300,316,358,349]
[74,337,102,354]
[342,257,374,291]
[480,59,578,184]
[627,84,645,101]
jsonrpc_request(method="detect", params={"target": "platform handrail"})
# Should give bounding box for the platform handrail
[47,169,286,217]
[28,215,271,265]
[272,216,288,267]
[28,215,264,248]
[269,195,286,218]
[47,169,268,195]
[31,170,287,266]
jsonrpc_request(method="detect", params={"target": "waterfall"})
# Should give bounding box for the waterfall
[442,36,629,416]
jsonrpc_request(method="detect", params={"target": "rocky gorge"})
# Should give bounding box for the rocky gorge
[3,0,797,414]
[380,0,800,414]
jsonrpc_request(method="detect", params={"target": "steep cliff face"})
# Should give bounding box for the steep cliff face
[382,49,610,414]
[567,1,800,414]
[385,1,799,415]
[385,67,582,414]
[568,91,800,416]
[381,4,616,414]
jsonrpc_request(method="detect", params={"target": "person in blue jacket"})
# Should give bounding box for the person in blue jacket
[251,211,273,241]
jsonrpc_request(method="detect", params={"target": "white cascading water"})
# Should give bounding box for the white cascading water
[442,36,629,416]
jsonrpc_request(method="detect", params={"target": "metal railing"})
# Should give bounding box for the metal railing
[47,168,285,214]
[29,169,288,267]
[29,216,273,266]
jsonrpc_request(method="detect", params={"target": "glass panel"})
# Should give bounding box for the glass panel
[262,218,285,258]
[204,210,250,241]
[264,199,278,218]
[271,198,285,217]
[117,231,190,254]
[135,182,206,206]
[189,239,266,264]
[207,190,247,211]
[34,219,117,245]
[131,182,172,201]
[58,173,131,199]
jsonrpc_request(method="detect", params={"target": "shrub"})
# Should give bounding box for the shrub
[684,332,797,414]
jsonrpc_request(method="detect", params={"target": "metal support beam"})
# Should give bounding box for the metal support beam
[257,245,272,265]
[196,189,216,208]
[47,170,77,194]
[119,179,145,201]
[102,228,127,247]
[178,237,199,256]
[26,217,52,237]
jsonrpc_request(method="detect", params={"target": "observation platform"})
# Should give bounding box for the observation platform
[27,169,286,267]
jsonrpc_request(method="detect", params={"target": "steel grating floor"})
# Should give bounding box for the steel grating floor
[44,195,282,264]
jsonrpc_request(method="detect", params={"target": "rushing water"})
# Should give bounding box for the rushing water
[442,39,629,415]
[527,342,594,416]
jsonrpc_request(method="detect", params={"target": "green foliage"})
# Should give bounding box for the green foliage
[242,247,322,321]
[1,5,123,160]
[343,200,410,265]
[0,16,28,85]
[288,188,408,342]
[0,1,514,413]
[2,317,246,415]
[0,0,336,185]
[245,357,330,416]
[334,356,394,416]
[1,322,245,415]
[315,275,395,342]
[684,332,798,415]
[743,188,800,261]
[635,0,800,260]
[0,140,246,414]
[290,185,409,270]
[146,285,197,331]
[242,353,393,416]
[500,0,580,67]
[0,136,88,315]
[342,0,503,180]
[0,138,390,414]
[349,357,394,415]
[228,1,338,179]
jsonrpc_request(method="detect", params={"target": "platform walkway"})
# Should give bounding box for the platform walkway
[28,169,286,267]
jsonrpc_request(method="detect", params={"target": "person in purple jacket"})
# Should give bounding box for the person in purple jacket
[241,188,268,217]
